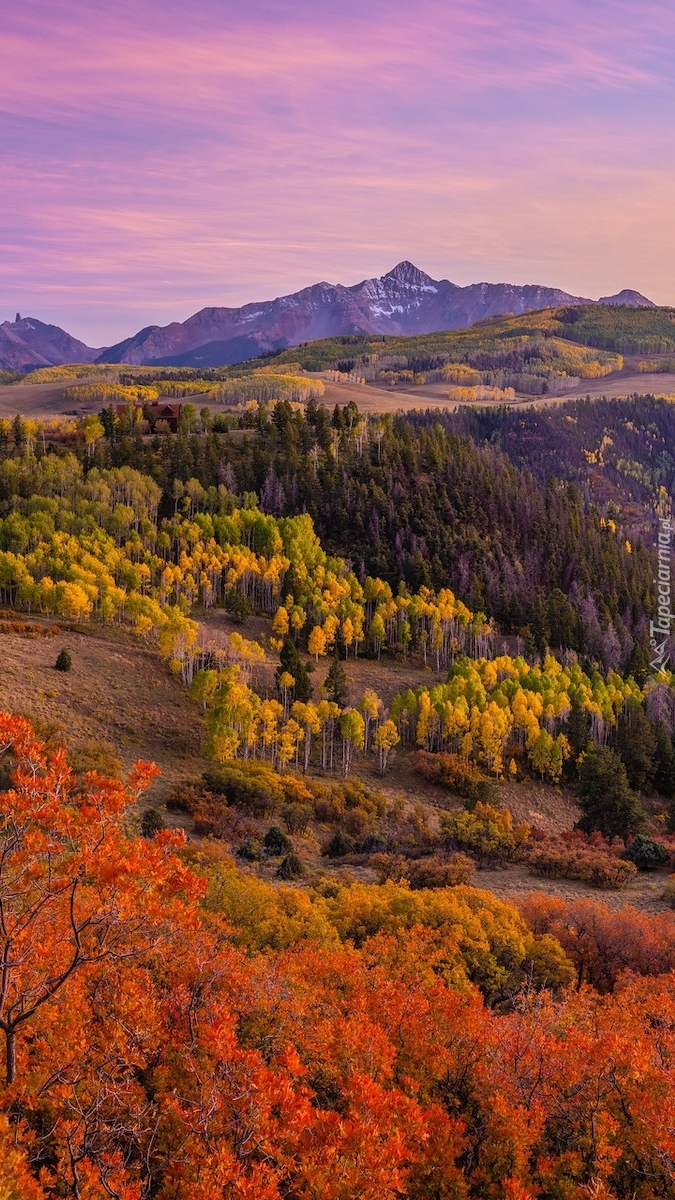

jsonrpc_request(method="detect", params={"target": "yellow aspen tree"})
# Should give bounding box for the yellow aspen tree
[291,701,321,773]
[342,616,354,656]
[416,691,434,750]
[278,718,304,772]
[360,688,381,753]
[189,669,220,710]
[259,699,283,765]
[279,671,295,720]
[460,731,473,760]
[369,611,386,659]
[272,605,290,638]
[290,606,306,639]
[374,719,400,775]
[322,614,339,654]
[317,699,340,772]
[83,415,105,458]
[339,708,365,777]
[308,625,327,662]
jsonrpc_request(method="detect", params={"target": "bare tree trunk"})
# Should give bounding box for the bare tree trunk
[5,1027,16,1085]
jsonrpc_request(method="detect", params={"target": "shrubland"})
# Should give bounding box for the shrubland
[2,714,675,1196]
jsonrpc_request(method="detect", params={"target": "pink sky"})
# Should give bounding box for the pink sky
[1,0,674,345]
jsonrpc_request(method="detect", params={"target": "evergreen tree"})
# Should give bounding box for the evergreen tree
[565,697,591,759]
[654,723,675,800]
[576,745,646,839]
[612,699,657,792]
[324,653,349,708]
[276,639,312,703]
[626,639,650,688]
[225,587,252,625]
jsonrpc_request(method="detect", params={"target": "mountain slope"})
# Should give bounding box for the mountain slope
[97,262,655,368]
[2,265,655,372]
[0,317,101,372]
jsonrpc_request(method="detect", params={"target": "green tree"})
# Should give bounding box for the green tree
[626,638,650,688]
[277,851,305,879]
[324,653,349,708]
[576,745,646,839]
[653,723,675,799]
[623,834,668,872]
[263,825,292,857]
[612,698,657,792]
[225,587,252,625]
[178,403,198,434]
[141,807,165,838]
[12,414,25,449]
[565,697,591,759]
[276,639,312,703]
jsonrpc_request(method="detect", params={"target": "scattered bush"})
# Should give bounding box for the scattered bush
[141,808,166,839]
[54,648,72,672]
[67,739,123,779]
[407,853,475,889]
[623,834,669,872]
[282,802,313,834]
[369,851,475,888]
[166,783,251,841]
[340,805,374,844]
[527,838,637,890]
[238,837,262,862]
[663,875,675,908]
[440,802,529,867]
[263,825,293,857]
[204,762,284,817]
[413,751,500,807]
[323,829,355,859]
[518,892,675,992]
[368,853,409,884]
[277,852,306,880]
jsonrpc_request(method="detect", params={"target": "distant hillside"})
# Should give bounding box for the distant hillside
[2,264,657,373]
[0,316,102,372]
[226,304,674,394]
[97,262,655,368]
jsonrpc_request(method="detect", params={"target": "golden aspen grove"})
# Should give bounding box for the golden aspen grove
[2,322,675,1197]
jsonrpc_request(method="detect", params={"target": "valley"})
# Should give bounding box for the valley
[2,303,675,1197]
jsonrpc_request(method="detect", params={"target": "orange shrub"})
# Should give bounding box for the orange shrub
[527,836,638,889]
[412,750,499,806]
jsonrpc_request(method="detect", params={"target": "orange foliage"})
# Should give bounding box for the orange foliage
[2,713,675,1197]
[518,891,675,991]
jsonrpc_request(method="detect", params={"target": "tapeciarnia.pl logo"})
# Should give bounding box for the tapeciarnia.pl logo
[650,516,674,674]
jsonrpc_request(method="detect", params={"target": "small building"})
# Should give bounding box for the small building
[146,402,182,432]
[114,401,182,432]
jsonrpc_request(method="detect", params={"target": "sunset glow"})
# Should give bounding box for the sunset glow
[2,0,674,344]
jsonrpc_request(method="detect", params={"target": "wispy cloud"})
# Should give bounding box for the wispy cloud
[1,0,674,342]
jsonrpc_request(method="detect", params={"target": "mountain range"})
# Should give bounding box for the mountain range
[1,262,655,373]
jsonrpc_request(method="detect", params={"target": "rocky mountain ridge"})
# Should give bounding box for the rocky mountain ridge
[2,263,655,371]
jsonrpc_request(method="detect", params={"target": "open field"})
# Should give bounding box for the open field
[316,367,675,413]
[0,619,210,805]
[0,378,214,420]
[1,610,672,913]
[3,361,675,421]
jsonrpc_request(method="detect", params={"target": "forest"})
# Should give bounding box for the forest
[1,321,675,1194]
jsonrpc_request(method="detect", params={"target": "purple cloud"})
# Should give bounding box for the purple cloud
[1,0,674,343]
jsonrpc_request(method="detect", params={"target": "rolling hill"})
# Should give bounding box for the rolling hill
[2,262,655,372]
